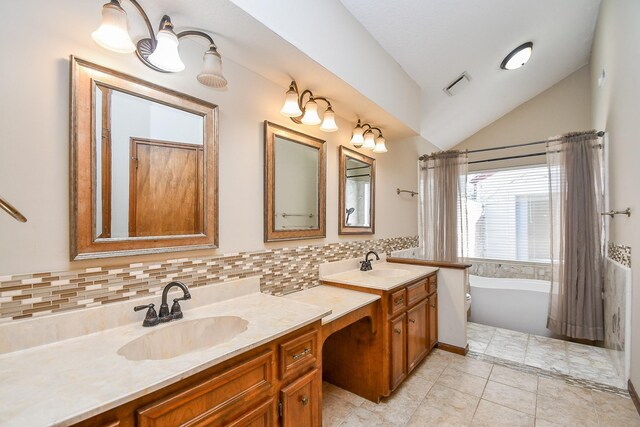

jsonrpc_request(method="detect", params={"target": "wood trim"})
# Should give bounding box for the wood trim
[70,56,219,260]
[321,300,379,343]
[98,85,112,239]
[263,121,326,242]
[388,257,472,270]
[436,342,469,355]
[629,380,640,417]
[338,146,376,235]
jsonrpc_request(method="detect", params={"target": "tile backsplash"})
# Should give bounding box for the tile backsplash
[468,258,552,281]
[0,236,418,322]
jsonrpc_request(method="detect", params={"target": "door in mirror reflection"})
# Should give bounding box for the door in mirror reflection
[339,146,375,235]
[94,85,205,240]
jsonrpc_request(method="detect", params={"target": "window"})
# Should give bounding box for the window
[465,165,551,262]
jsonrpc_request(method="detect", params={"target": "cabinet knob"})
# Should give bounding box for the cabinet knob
[300,396,309,405]
[408,318,416,324]
[394,328,401,334]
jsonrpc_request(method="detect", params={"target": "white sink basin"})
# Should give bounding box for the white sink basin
[367,269,410,278]
[118,316,248,361]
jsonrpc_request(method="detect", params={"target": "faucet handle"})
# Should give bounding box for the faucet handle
[170,297,188,319]
[134,303,159,327]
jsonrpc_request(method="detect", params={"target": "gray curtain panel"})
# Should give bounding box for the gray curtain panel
[547,131,605,341]
[418,150,468,262]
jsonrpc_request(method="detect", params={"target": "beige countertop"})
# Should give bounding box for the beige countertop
[283,285,380,324]
[0,278,329,427]
[320,261,439,292]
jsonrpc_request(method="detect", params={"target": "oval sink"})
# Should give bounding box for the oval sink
[367,269,410,278]
[118,316,248,361]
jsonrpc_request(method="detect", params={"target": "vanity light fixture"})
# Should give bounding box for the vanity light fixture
[279,81,339,132]
[500,42,533,70]
[92,0,228,88]
[350,120,388,153]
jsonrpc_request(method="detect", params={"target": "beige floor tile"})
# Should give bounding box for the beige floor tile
[436,367,488,397]
[489,365,538,393]
[536,393,598,427]
[591,390,640,426]
[323,381,366,407]
[413,358,446,382]
[471,399,534,427]
[448,356,494,379]
[481,380,536,415]
[468,338,491,353]
[420,383,480,423]
[537,377,593,403]
[323,393,359,427]
[338,406,400,427]
[406,401,472,427]
[361,378,430,425]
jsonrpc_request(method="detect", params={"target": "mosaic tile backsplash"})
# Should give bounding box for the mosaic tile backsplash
[607,242,631,268]
[0,236,418,322]
[468,259,552,281]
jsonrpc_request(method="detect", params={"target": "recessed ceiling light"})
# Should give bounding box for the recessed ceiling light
[500,42,533,70]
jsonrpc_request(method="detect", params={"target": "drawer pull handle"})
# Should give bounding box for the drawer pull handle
[301,396,309,405]
[394,297,404,304]
[292,348,311,360]
[394,328,401,334]
[408,318,416,324]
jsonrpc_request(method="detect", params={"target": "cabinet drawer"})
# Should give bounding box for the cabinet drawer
[389,288,407,317]
[406,279,428,306]
[428,274,437,294]
[137,351,274,427]
[279,329,318,381]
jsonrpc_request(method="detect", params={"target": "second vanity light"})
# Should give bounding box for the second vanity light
[92,0,228,88]
[280,81,339,132]
[350,120,388,153]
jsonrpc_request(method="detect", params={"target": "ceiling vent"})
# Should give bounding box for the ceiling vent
[444,72,471,97]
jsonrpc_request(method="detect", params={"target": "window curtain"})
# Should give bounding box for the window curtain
[547,131,604,341]
[418,150,468,262]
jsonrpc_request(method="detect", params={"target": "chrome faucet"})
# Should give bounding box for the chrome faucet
[360,251,380,271]
[133,281,191,327]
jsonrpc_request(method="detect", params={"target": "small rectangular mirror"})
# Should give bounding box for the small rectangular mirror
[70,57,218,260]
[264,121,326,242]
[339,146,375,235]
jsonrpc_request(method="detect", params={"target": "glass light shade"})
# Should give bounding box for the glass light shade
[301,99,321,125]
[91,1,135,53]
[319,107,339,132]
[350,125,364,147]
[197,47,227,88]
[362,131,376,149]
[373,135,388,153]
[148,29,185,72]
[280,88,302,117]
[501,42,533,70]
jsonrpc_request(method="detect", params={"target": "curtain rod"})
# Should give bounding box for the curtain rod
[419,130,605,161]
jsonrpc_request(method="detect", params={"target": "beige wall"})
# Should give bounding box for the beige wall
[0,0,433,276]
[453,66,591,171]
[590,0,640,388]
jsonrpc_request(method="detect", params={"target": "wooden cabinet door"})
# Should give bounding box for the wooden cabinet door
[428,294,438,350]
[280,369,320,427]
[407,299,428,372]
[227,398,276,427]
[389,313,407,391]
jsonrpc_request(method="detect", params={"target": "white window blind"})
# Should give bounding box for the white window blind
[465,165,551,262]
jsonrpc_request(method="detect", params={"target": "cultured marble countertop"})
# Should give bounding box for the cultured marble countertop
[320,261,439,292]
[0,282,330,427]
[283,285,380,324]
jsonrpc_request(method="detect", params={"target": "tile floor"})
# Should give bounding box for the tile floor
[322,349,640,426]
[467,322,625,389]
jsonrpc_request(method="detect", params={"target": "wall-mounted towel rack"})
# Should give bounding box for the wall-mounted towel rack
[601,208,631,218]
[281,213,316,218]
[0,196,27,223]
[397,188,418,197]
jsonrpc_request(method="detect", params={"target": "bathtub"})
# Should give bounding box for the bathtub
[469,275,555,337]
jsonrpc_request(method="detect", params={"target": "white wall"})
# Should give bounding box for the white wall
[0,0,428,275]
[590,0,640,388]
[453,66,592,171]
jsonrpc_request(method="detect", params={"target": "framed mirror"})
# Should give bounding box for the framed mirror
[70,57,218,260]
[339,146,375,235]
[264,121,326,242]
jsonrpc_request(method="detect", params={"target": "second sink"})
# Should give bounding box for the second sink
[118,316,248,361]
[366,269,410,278]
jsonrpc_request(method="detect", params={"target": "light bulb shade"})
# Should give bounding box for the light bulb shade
[280,88,302,117]
[363,132,376,149]
[319,107,339,132]
[197,47,227,88]
[350,125,364,147]
[91,1,135,53]
[301,99,321,125]
[148,28,185,72]
[373,135,388,153]
[501,42,533,70]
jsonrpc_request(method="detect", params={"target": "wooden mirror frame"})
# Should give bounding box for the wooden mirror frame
[70,57,219,260]
[264,121,326,242]
[339,146,375,235]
